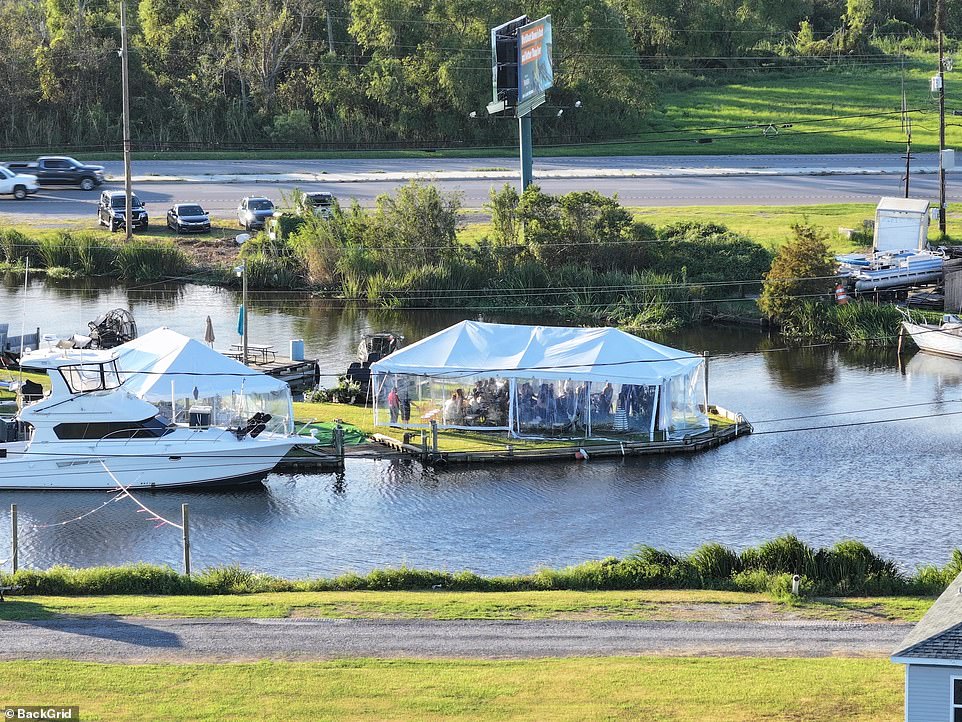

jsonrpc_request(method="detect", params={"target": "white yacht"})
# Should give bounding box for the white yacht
[0,353,313,490]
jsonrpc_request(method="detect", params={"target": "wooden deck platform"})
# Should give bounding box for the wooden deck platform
[370,405,751,466]
[244,356,319,392]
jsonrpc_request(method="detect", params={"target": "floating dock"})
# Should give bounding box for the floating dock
[245,356,319,392]
[370,405,751,466]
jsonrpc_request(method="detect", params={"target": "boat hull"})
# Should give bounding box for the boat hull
[0,434,310,491]
[902,321,962,359]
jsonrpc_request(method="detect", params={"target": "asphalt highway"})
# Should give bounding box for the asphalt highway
[0,175,951,224]
[91,152,940,177]
[0,618,911,662]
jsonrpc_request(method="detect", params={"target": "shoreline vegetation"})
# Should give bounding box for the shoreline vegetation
[0,184,940,344]
[1,536,957,600]
[1,184,953,360]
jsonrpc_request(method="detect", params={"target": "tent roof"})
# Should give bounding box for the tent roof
[370,321,702,384]
[114,328,288,400]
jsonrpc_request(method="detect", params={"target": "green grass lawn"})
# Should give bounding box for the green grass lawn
[647,55,953,156]
[0,589,934,623]
[0,657,904,721]
[459,203,962,253]
[294,400,736,453]
[1,217,242,242]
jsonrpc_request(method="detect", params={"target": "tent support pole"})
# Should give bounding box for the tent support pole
[703,351,710,412]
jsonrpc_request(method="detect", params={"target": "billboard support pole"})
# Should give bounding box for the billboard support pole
[519,113,533,191]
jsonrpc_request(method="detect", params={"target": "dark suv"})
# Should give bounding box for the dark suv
[98,190,149,232]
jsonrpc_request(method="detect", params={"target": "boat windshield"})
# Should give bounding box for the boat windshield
[60,360,123,394]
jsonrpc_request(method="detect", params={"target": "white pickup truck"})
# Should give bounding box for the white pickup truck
[0,166,39,200]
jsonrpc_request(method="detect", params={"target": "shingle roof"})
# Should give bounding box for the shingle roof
[894,571,962,660]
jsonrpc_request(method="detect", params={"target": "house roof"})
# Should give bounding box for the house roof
[893,571,962,661]
[876,196,930,214]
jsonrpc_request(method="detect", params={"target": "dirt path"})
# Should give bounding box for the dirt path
[0,618,912,662]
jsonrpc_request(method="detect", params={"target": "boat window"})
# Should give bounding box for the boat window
[53,417,174,441]
[60,361,123,394]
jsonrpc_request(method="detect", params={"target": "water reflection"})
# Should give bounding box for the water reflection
[762,345,838,389]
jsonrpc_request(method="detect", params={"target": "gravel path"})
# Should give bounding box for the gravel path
[0,618,912,662]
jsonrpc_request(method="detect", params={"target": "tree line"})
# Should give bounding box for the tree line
[0,0,959,150]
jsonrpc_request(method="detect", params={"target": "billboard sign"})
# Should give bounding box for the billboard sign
[517,15,552,116]
[490,15,528,111]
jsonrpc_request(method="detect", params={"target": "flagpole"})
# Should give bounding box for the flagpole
[242,262,248,366]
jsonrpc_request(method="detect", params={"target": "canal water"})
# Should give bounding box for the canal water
[1,275,960,576]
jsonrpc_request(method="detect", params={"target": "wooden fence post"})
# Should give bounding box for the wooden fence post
[333,422,345,463]
[430,420,438,453]
[182,504,191,577]
[10,504,17,574]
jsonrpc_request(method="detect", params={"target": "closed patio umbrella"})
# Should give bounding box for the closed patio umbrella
[204,316,215,347]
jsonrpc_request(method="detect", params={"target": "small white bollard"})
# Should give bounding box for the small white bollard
[791,574,801,596]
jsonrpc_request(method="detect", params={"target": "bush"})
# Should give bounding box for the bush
[758,223,837,320]
[269,109,315,144]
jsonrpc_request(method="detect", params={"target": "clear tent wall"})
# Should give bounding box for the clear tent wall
[372,365,707,439]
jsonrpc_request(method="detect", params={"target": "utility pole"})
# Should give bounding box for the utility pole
[120,0,133,242]
[904,117,912,199]
[937,0,947,235]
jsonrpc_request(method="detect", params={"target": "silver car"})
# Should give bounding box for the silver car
[237,197,275,231]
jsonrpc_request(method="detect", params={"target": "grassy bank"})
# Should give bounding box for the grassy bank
[0,589,934,624]
[2,536,958,598]
[0,229,193,283]
[0,658,904,721]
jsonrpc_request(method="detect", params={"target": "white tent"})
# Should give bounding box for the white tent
[113,328,293,433]
[370,321,708,439]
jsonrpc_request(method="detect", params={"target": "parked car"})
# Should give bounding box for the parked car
[98,190,148,232]
[167,203,211,234]
[237,197,275,231]
[6,156,105,191]
[0,166,39,200]
[300,191,336,218]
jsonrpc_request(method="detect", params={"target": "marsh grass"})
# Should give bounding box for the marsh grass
[1,536,955,597]
[113,240,191,282]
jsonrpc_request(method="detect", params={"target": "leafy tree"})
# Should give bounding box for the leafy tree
[369,181,462,272]
[758,223,838,320]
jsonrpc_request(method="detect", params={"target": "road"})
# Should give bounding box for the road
[0,175,949,224]
[0,618,911,662]
[91,152,940,177]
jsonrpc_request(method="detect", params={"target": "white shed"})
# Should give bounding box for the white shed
[891,571,962,721]
[874,197,931,252]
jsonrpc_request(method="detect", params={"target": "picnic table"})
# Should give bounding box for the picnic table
[229,343,276,364]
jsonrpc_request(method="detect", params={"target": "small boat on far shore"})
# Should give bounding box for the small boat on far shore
[901,313,962,359]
